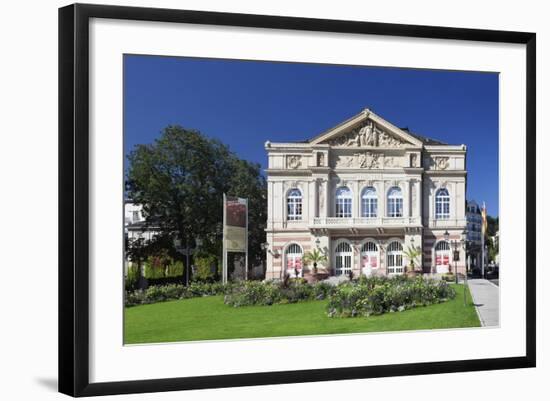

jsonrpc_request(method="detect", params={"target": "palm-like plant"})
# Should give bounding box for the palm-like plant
[403,245,422,272]
[302,248,328,274]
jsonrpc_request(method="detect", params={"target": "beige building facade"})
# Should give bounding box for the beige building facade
[264,109,467,279]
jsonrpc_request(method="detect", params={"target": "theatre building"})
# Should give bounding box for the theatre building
[264,109,467,279]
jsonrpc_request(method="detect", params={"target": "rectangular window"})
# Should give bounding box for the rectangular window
[336,199,352,217]
[388,199,403,217]
[361,198,378,218]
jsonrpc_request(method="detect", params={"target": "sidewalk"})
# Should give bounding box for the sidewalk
[467,279,500,327]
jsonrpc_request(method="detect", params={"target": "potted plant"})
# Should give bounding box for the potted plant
[302,248,328,283]
[403,245,422,277]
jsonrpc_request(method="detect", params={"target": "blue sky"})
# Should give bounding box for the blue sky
[124,55,499,216]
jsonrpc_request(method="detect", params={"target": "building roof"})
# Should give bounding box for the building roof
[274,109,451,147]
[401,129,450,146]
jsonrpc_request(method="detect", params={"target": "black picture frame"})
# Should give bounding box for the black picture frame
[59,3,536,397]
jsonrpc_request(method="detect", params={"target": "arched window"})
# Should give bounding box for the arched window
[435,188,450,219]
[336,187,352,218]
[361,187,378,218]
[387,187,403,217]
[287,188,302,221]
[334,241,353,276]
[285,243,303,277]
[361,241,379,275]
[434,241,451,274]
[386,241,404,274]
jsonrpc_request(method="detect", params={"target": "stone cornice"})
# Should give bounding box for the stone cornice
[424,145,466,153]
[265,169,312,176]
[424,170,467,176]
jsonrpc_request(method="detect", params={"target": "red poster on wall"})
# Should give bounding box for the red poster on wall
[443,255,449,265]
[371,257,377,268]
[436,255,442,265]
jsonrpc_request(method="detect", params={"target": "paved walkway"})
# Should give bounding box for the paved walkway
[467,279,500,327]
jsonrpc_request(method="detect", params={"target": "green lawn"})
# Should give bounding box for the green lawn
[124,284,480,344]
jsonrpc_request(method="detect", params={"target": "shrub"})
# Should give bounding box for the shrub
[143,253,185,279]
[224,281,282,307]
[193,255,219,282]
[327,276,456,318]
[312,281,335,300]
[125,263,140,291]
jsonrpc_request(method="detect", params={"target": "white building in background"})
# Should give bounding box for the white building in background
[124,201,158,242]
[264,109,468,279]
[466,200,483,270]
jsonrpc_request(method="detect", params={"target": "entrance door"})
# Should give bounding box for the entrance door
[386,241,404,275]
[435,241,451,273]
[361,241,378,276]
[335,242,353,276]
[285,243,303,277]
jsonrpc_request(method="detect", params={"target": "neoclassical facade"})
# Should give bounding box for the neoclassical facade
[264,109,467,279]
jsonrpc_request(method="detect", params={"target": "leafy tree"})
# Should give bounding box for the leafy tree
[126,125,266,282]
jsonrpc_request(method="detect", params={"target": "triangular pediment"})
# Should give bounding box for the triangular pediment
[309,109,423,148]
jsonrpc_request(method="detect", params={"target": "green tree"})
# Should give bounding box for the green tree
[125,125,266,282]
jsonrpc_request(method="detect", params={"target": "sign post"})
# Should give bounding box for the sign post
[222,194,248,283]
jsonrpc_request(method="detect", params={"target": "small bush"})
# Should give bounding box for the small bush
[312,281,335,300]
[143,253,185,279]
[224,281,282,307]
[194,255,219,282]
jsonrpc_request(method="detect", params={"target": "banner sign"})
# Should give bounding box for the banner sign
[224,196,247,252]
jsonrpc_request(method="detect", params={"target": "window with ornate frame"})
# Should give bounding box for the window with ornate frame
[286,188,302,220]
[435,188,451,219]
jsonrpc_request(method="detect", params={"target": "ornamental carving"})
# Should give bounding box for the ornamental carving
[384,157,401,168]
[287,155,302,169]
[335,151,381,169]
[432,156,450,170]
[325,121,405,148]
[318,180,325,211]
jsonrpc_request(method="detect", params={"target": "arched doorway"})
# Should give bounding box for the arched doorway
[361,241,379,276]
[334,241,353,276]
[386,241,404,275]
[434,241,451,274]
[285,243,303,278]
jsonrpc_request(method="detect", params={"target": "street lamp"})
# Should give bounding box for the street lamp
[261,242,279,257]
[443,230,466,285]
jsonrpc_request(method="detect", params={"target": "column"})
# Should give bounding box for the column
[352,180,360,218]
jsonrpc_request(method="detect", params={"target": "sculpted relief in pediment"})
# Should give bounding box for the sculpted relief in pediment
[324,121,406,148]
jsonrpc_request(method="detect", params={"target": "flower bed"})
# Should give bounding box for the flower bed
[223,279,334,307]
[126,276,456,317]
[326,276,456,318]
